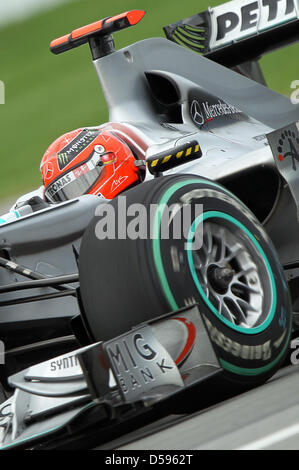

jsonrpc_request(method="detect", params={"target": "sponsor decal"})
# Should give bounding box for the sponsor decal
[23,352,83,381]
[50,354,79,372]
[209,0,299,50]
[189,91,243,128]
[47,173,73,198]
[43,161,54,181]
[57,129,100,170]
[203,315,272,360]
[276,129,299,170]
[190,100,205,126]
[104,325,183,401]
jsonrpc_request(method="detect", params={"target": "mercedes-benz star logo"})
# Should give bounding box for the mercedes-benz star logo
[190,100,204,126]
[44,161,54,181]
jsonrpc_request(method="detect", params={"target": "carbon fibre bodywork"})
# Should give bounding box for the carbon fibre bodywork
[0,196,101,352]
[96,37,299,267]
[1,14,299,362]
[0,4,299,450]
[2,37,299,342]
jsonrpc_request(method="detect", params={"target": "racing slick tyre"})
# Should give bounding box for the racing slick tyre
[79,174,292,385]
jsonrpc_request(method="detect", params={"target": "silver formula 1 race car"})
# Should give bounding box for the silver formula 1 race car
[0,0,299,450]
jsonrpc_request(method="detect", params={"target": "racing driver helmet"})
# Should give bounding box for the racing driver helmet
[40,128,141,203]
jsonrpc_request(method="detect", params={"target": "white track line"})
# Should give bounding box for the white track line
[236,422,299,450]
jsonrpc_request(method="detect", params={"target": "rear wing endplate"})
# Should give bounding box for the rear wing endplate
[164,0,299,67]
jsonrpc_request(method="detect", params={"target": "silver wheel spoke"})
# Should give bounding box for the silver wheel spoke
[220,299,236,324]
[236,297,258,313]
[211,244,218,261]
[236,266,256,279]
[200,243,210,266]
[231,280,260,295]
[228,298,248,324]
[217,228,226,263]
[193,253,202,270]
[205,224,213,255]
[203,284,209,296]
[192,220,271,329]
[223,246,243,263]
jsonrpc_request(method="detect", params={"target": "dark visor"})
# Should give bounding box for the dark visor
[45,164,103,203]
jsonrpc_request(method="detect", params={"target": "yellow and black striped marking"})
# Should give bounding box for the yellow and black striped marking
[146,141,202,175]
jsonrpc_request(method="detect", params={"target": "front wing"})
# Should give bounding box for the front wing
[0,305,221,450]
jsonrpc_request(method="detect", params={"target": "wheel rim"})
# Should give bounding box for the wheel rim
[192,220,271,328]
[187,211,276,333]
[151,181,287,376]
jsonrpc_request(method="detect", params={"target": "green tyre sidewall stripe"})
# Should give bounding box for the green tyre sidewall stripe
[152,178,291,377]
[186,211,277,334]
[153,178,230,311]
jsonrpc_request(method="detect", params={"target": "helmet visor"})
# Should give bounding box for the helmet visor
[45,158,104,203]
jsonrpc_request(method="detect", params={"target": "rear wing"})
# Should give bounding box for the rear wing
[164,0,299,67]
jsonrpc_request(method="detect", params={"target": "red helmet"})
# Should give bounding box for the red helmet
[40,128,141,203]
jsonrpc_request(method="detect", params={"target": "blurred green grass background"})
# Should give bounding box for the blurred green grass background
[0,0,298,200]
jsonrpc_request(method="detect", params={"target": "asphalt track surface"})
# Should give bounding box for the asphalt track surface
[95,364,299,450]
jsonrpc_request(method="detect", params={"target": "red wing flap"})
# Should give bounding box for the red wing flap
[50,10,145,55]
